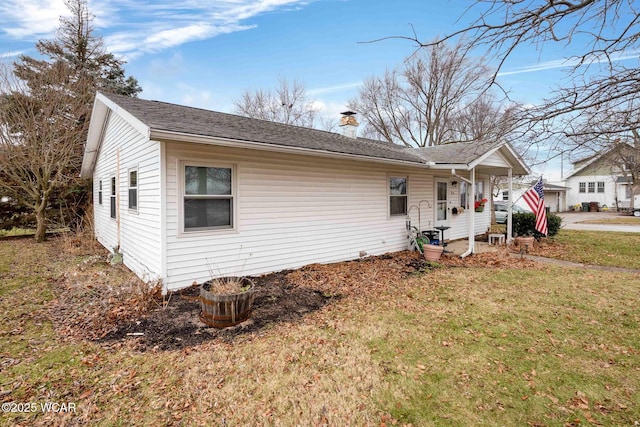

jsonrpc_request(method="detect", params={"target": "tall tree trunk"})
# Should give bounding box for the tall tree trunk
[34,206,47,242]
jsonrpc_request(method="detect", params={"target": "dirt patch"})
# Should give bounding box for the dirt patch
[99,271,333,351]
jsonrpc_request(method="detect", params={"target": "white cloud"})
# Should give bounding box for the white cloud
[499,50,640,76]
[0,50,25,59]
[1,0,312,58]
[0,0,69,39]
[308,81,362,96]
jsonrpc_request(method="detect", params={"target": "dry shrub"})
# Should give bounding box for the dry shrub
[202,276,252,295]
[59,209,102,255]
[49,251,163,341]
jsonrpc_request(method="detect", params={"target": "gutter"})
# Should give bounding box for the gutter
[151,129,429,169]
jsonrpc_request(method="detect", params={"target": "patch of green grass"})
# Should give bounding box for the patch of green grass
[552,230,640,268]
[579,216,640,225]
[368,267,640,426]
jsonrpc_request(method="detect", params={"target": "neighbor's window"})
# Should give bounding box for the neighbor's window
[579,182,586,193]
[110,176,116,219]
[625,185,632,199]
[128,168,138,211]
[183,164,234,231]
[502,190,509,201]
[389,176,407,216]
[98,180,103,205]
[588,182,595,193]
[597,182,604,193]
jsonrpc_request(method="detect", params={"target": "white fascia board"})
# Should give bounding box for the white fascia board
[150,129,428,169]
[80,92,151,177]
[96,92,151,138]
[468,143,530,176]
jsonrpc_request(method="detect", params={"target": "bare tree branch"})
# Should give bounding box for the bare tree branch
[233,77,318,127]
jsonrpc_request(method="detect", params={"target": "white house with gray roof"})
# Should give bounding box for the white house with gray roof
[80,92,530,292]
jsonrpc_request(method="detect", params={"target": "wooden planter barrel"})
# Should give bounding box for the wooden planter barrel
[199,278,255,328]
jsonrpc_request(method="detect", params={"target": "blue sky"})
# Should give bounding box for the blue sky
[1,0,638,180]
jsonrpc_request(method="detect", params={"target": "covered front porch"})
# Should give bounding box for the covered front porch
[408,141,530,257]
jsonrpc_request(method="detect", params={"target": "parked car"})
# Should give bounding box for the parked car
[493,201,530,224]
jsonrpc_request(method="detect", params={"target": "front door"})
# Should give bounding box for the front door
[435,179,449,228]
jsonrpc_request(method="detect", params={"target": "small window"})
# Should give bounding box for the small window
[460,182,468,209]
[625,185,632,199]
[475,181,484,202]
[502,190,509,201]
[389,177,407,216]
[110,176,116,219]
[98,180,103,205]
[183,165,234,231]
[579,182,586,193]
[128,169,138,211]
[597,182,604,193]
[588,182,595,193]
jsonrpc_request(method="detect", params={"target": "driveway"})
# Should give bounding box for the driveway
[557,211,640,233]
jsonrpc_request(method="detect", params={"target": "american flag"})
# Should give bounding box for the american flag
[523,177,548,236]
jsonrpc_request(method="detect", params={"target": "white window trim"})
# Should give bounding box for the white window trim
[128,166,139,213]
[110,175,117,220]
[388,175,408,218]
[178,159,238,235]
[98,179,103,205]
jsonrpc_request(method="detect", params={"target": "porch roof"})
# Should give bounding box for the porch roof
[412,141,530,176]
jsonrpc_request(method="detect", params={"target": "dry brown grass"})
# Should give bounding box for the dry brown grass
[1,237,639,426]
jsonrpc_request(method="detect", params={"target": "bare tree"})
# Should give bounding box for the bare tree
[348,41,493,147]
[0,0,140,240]
[450,94,521,143]
[233,77,318,127]
[0,63,88,241]
[404,1,640,143]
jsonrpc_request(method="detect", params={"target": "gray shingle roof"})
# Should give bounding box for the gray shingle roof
[102,93,425,164]
[411,140,504,165]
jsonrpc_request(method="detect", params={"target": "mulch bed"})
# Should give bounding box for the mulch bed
[48,247,543,352]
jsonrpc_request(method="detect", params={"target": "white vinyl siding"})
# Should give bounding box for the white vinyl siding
[164,142,424,290]
[92,112,162,283]
[565,175,621,208]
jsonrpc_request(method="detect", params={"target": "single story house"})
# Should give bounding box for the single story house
[80,92,530,293]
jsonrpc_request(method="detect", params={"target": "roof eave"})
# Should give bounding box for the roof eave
[151,129,428,168]
[80,92,152,178]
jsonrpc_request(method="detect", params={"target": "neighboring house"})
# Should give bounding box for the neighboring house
[563,147,635,210]
[80,92,530,292]
[496,180,569,212]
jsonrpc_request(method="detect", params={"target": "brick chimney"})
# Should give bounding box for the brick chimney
[339,111,358,138]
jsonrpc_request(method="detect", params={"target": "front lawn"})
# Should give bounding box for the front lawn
[532,229,640,269]
[1,235,638,426]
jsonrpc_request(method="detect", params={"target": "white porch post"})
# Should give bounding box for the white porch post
[507,167,513,243]
[467,167,476,255]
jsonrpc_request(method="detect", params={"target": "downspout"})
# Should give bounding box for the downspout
[507,168,513,243]
[461,167,476,258]
[116,148,121,250]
